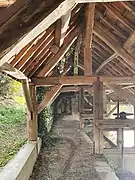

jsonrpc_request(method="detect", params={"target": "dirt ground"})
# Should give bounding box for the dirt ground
[30,119,100,180]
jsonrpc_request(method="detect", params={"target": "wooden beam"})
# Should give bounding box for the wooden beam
[37,85,62,114]
[96,119,135,129]
[37,26,80,77]
[93,78,104,154]
[124,31,135,53]
[32,75,135,86]
[54,10,71,47]
[22,79,33,113]
[0,0,76,67]
[96,53,118,74]
[32,76,97,86]
[0,63,26,80]
[60,86,93,93]
[0,0,15,7]
[106,84,135,106]
[93,26,135,70]
[74,34,82,75]
[37,65,72,114]
[107,104,117,117]
[84,4,95,76]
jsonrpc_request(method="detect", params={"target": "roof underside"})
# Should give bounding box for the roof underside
[0,0,135,100]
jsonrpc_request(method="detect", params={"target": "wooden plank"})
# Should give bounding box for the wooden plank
[124,31,135,52]
[0,63,26,80]
[93,26,135,70]
[103,4,134,31]
[28,85,37,141]
[0,0,76,67]
[32,76,97,86]
[22,79,33,113]
[84,4,95,76]
[96,53,118,74]
[93,78,104,154]
[36,26,80,77]
[106,84,135,106]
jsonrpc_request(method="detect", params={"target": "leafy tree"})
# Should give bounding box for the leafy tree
[0,73,12,99]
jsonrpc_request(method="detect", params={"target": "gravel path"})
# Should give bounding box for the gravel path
[30,120,100,180]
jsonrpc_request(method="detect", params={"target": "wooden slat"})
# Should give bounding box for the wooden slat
[93,26,135,70]
[103,4,134,31]
[124,31,135,52]
[96,53,118,74]
[0,0,76,67]
[36,26,80,77]
[84,4,95,76]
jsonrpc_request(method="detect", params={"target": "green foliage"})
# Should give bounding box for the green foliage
[0,106,26,124]
[0,73,12,98]
[36,87,54,148]
[0,106,27,167]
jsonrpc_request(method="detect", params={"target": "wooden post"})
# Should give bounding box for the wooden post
[27,85,37,141]
[93,78,104,154]
[79,88,84,129]
[103,88,107,114]
[134,87,135,147]
[84,4,95,76]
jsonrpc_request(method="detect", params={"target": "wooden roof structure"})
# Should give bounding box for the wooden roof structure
[1,0,135,109]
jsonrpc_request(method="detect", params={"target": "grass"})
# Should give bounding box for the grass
[0,106,27,167]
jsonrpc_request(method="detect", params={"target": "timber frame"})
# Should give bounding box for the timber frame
[1,0,135,152]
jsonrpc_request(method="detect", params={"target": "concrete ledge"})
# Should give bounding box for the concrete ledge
[95,158,119,180]
[0,138,42,180]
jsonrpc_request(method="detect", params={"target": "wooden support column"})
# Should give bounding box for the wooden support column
[93,78,104,154]
[79,88,84,129]
[22,80,37,141]
[103,88,107,114]
[84,4,95,76]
